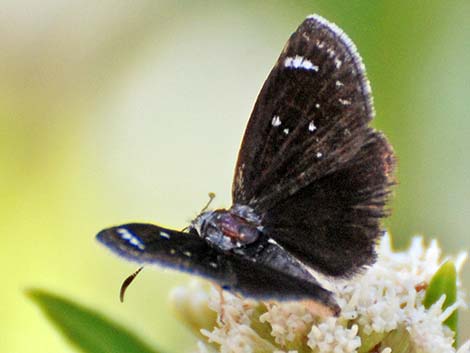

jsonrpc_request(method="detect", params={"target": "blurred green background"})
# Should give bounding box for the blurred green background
[1,1,469,352]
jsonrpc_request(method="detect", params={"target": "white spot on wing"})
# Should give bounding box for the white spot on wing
[335,58,342,68]
[117,228,145,250]
[316,152,323,158]
[160,231,170,239]
[308,121,317,132]
[183,251,191,257]
[336,80,344,87]
[283,128,289,135]
[271,115,282,127]
[284,55,318,71]
[315,103,320,109]
[209,262,218,268]
[339,98,352,105]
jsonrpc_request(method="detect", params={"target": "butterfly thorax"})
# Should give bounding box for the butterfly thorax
[190,204,263,251]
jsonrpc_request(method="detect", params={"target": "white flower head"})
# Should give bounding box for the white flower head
[171,234,469,353]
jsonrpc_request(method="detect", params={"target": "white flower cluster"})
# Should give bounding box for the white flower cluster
[170,234,469,353]
[336,234,467,353]
[307,318,360,352]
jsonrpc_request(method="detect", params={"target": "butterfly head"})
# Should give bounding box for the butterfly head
[190,205,263,251]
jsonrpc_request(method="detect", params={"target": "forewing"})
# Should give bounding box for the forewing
[96,223,340,314]
[232,15,374,209]
[232,15,396,278]
[97,223,226,281]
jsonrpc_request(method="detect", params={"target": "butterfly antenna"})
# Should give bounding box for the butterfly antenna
[181,192,216,232]
[120,267,144,303]
[200,192,216,213]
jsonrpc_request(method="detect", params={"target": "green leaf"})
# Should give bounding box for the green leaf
[27,289,162,353]
[423,261,458,345]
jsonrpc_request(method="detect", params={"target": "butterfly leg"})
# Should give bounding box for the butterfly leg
[215,285,226,325]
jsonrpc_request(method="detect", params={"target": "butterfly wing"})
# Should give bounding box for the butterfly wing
[97,223,339,314]
[262,133,394,277]
[227,252,340,316]
[232,15,395,277]
[97,224,224,279]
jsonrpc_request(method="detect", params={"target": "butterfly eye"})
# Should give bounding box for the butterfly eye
[199,220,218,239]
[238,225,260,244]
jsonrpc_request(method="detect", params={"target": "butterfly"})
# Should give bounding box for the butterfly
[97,14,395,317]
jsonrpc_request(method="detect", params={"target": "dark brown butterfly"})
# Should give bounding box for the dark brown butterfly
[97,14,395,317]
